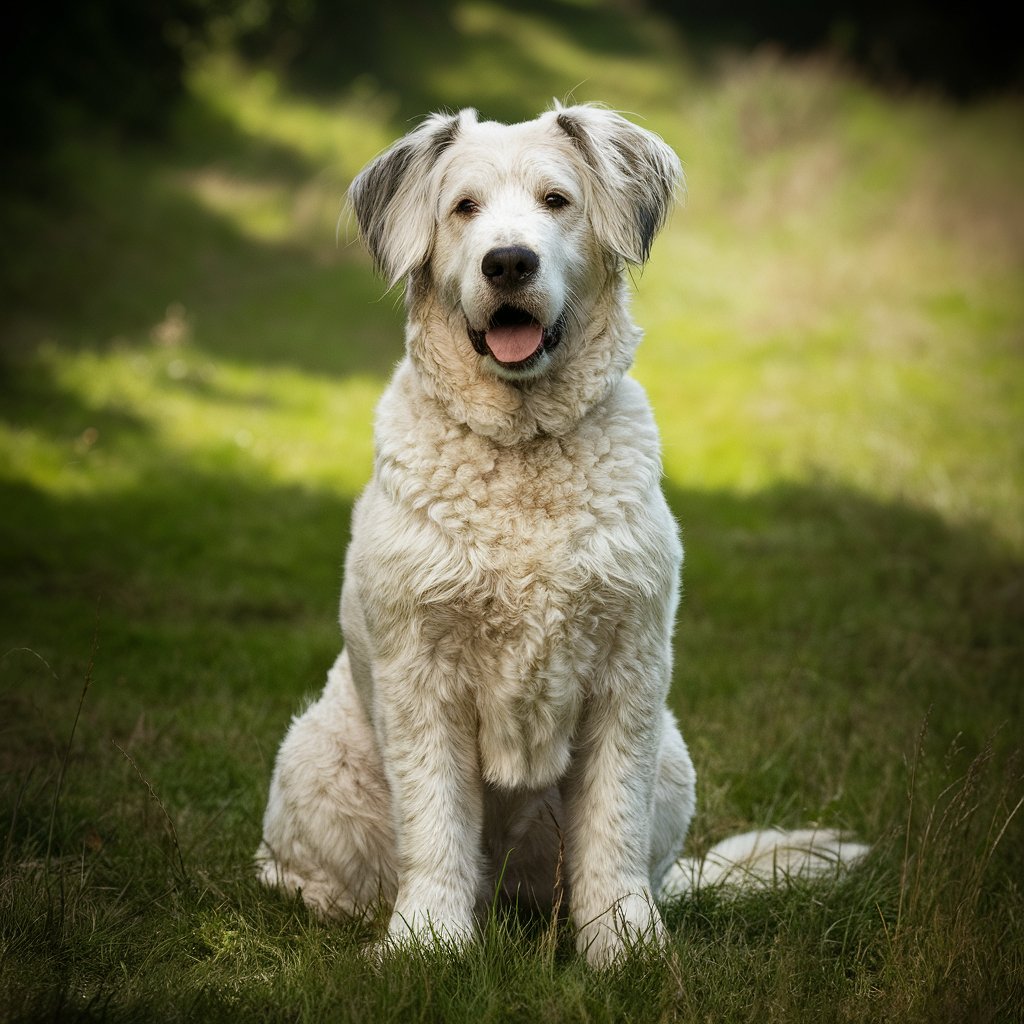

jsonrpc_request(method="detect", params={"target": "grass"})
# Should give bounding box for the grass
[2,1,1023,1020]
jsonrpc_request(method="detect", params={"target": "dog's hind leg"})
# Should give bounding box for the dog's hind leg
[649,710,697,895]
[256,650,397,919]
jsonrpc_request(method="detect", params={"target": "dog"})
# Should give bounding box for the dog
[256,104,866,967]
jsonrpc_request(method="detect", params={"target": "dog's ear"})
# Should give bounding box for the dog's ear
[552,104,682,266]
[349,110,474,287]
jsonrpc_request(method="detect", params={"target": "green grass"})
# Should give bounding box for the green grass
[2,2,1023,1020]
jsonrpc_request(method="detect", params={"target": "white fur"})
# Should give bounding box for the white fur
[256,105,865,967]
[665,829,872,894]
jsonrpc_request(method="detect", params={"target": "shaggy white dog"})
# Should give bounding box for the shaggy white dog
[256,104,866,967]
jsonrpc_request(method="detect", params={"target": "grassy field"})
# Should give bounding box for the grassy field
[2,2,1023,1020]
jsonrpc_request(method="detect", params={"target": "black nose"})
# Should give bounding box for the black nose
[481,246,539,287]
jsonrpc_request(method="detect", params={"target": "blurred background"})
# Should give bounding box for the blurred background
[2,1,1022,1015]
[6,0,1023,156]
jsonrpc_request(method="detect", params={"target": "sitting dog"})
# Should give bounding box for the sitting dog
[256,104,864,966]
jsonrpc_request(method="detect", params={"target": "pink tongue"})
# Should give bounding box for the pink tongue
[485,323,543,363]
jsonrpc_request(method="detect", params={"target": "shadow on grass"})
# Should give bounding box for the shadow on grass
[0,450,355,876]
[2,447,1020,841]
[242,0,1021,110]
[0,189,404,385]
[0,97,404,380]
[660,477,1021,839]
[238,0,667,125]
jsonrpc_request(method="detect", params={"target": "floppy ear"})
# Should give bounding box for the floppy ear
[349,109,475,287]
[552,104,682,265]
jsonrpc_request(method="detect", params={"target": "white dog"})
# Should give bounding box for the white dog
[256,104,866,967]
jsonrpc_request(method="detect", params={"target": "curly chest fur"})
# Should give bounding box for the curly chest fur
[357,378,675,789]
[418,462,627,791]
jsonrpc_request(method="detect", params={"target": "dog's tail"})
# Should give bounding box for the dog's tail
[661,828,870,897]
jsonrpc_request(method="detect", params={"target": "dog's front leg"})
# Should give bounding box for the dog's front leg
[376,659,483,950]
[563,641,669,967]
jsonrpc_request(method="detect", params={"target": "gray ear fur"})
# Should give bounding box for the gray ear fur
[349,109,475,287]
[552,104,682,265]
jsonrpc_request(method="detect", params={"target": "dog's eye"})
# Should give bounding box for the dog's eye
[544,192,569,210]
[454,198,479,216]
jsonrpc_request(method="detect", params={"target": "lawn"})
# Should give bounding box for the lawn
[2,2,1022,1021]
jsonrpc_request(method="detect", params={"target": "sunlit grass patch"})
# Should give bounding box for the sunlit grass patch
[186,55,396,175]
[0,342,378,499]
[176,57,398,250]
[633,57,1024,545]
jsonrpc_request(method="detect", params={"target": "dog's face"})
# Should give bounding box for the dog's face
[350,105,681,382]
[431,120,595,381]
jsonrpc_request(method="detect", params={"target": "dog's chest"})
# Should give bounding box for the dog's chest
[396,422,646,595]
[376,421,658,789]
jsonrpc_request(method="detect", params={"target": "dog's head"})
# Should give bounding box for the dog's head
[350,105,681,383]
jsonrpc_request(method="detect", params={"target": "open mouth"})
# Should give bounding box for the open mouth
[467,305,563,370]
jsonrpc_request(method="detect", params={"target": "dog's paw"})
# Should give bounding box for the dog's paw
[367,907,476,961]
[576,892,668,968]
